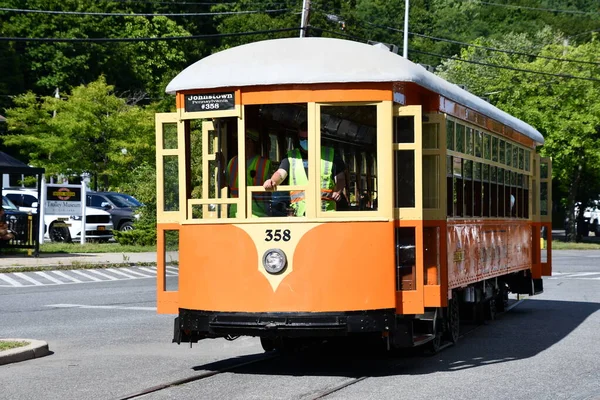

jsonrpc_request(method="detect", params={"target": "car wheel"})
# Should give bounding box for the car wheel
[119,221,134,232]
[49,223,72,243]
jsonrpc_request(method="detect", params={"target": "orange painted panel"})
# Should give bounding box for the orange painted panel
[424,285,442,305]
[175,83,392,107]
[447,220,533,288]
[240,83,392,104]
[157,223,180,314]
[177,222,396,313]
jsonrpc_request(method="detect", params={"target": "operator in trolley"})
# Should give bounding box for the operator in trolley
[225,127,272,217]
[263,121,346,216]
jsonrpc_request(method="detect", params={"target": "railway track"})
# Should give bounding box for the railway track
[116,299,525,400]
[115,352,279,400]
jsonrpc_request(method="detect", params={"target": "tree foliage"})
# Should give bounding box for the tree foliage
[2,0,600,243]
[4,76,154,190]
[437,32,600,240]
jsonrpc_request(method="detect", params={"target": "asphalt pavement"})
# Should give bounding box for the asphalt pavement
[0,250,166,365]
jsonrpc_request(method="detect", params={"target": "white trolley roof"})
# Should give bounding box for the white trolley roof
[166,37,543,144]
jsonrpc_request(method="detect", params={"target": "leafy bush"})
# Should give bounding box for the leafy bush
[113,162,158,246]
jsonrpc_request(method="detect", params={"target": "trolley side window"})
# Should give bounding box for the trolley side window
[445,117,533,220]
[319,104,378,213]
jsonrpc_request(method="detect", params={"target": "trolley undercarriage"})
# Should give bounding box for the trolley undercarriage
[174,272,543,351]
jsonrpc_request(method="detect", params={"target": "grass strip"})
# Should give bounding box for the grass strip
[0,340,30,352]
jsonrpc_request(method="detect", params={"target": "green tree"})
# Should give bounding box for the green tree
[437,32,600,240]
[3,76,155,190]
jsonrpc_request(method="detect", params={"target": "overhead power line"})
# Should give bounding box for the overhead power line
[0,27,299,42]
[409,32,600,67]
[0,6,294,17]
[342,16,600,68]
[312,26,600,83]
[410,49,600,83]
[97,0,236,4]
[95,0,287,5]
[474,1,600,15]
[309,5,600,67]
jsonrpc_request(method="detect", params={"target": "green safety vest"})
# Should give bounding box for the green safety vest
[288,147,335,216]
[227,155,271,217]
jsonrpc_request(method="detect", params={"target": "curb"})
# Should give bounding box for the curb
[0,339,50,366]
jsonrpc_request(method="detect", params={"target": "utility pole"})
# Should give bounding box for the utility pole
[403,0,409,58]
[52,88,59,118]
[299,0,311,38]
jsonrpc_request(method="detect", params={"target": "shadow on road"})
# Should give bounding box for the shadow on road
[190,298,599,378]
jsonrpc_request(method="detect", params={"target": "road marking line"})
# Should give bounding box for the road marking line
[46,303,156,311]
[13,272,44,286]
[86,269,119,280]
[34,271,64,284]
[120,268,153,278]
[105,268,139,279]
[138,267,157,275]
[71,270,103,281]
[0,274,23,287]
[51,270,82,283]
[566,272,600,277]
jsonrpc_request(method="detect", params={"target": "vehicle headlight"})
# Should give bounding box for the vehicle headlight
[262,249,287,274]
[70,215,82,221]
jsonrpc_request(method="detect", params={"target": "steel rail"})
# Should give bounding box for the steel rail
[114,352,279,400]
[115,299,526,399]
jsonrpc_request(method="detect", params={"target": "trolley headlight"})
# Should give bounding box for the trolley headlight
[262,249,287,274]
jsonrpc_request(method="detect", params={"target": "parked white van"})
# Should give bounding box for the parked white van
[2,188,114,242]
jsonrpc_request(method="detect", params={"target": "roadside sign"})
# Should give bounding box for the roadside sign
[46,185,82,215]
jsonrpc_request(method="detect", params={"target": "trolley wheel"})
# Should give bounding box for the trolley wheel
[486,297,497,321]
[496,285,508,313]
[443,294,460,344]
[427,333,442,354]
[260,337,276,352]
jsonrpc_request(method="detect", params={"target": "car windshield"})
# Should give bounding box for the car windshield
[105,194,133,208]
[112,193,143,207]
[2,196,19,211]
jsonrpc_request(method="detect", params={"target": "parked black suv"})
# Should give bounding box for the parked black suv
[86,192,141,231]
[2,195,32,241]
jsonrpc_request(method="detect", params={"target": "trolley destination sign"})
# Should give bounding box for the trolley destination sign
[184,92,235,112]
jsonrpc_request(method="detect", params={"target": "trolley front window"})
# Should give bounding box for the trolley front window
[187,102,382,220]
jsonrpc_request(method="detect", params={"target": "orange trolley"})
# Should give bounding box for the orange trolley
[155,38,552,351]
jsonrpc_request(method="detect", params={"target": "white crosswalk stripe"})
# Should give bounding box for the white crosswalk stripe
[51,270,83,283]
[0,266,179,287]
[120,267,153,278]
[34,271,64,285]
[86,269,119,281]
[138,267,158,275]
[0,273,23,287]
[106,268,139,279]
[549,271,600,280]
[13,272,44,286]
[71,269,103,281]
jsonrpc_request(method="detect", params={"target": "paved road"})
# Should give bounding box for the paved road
[0,250,598,400]
[0,265,178,287]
